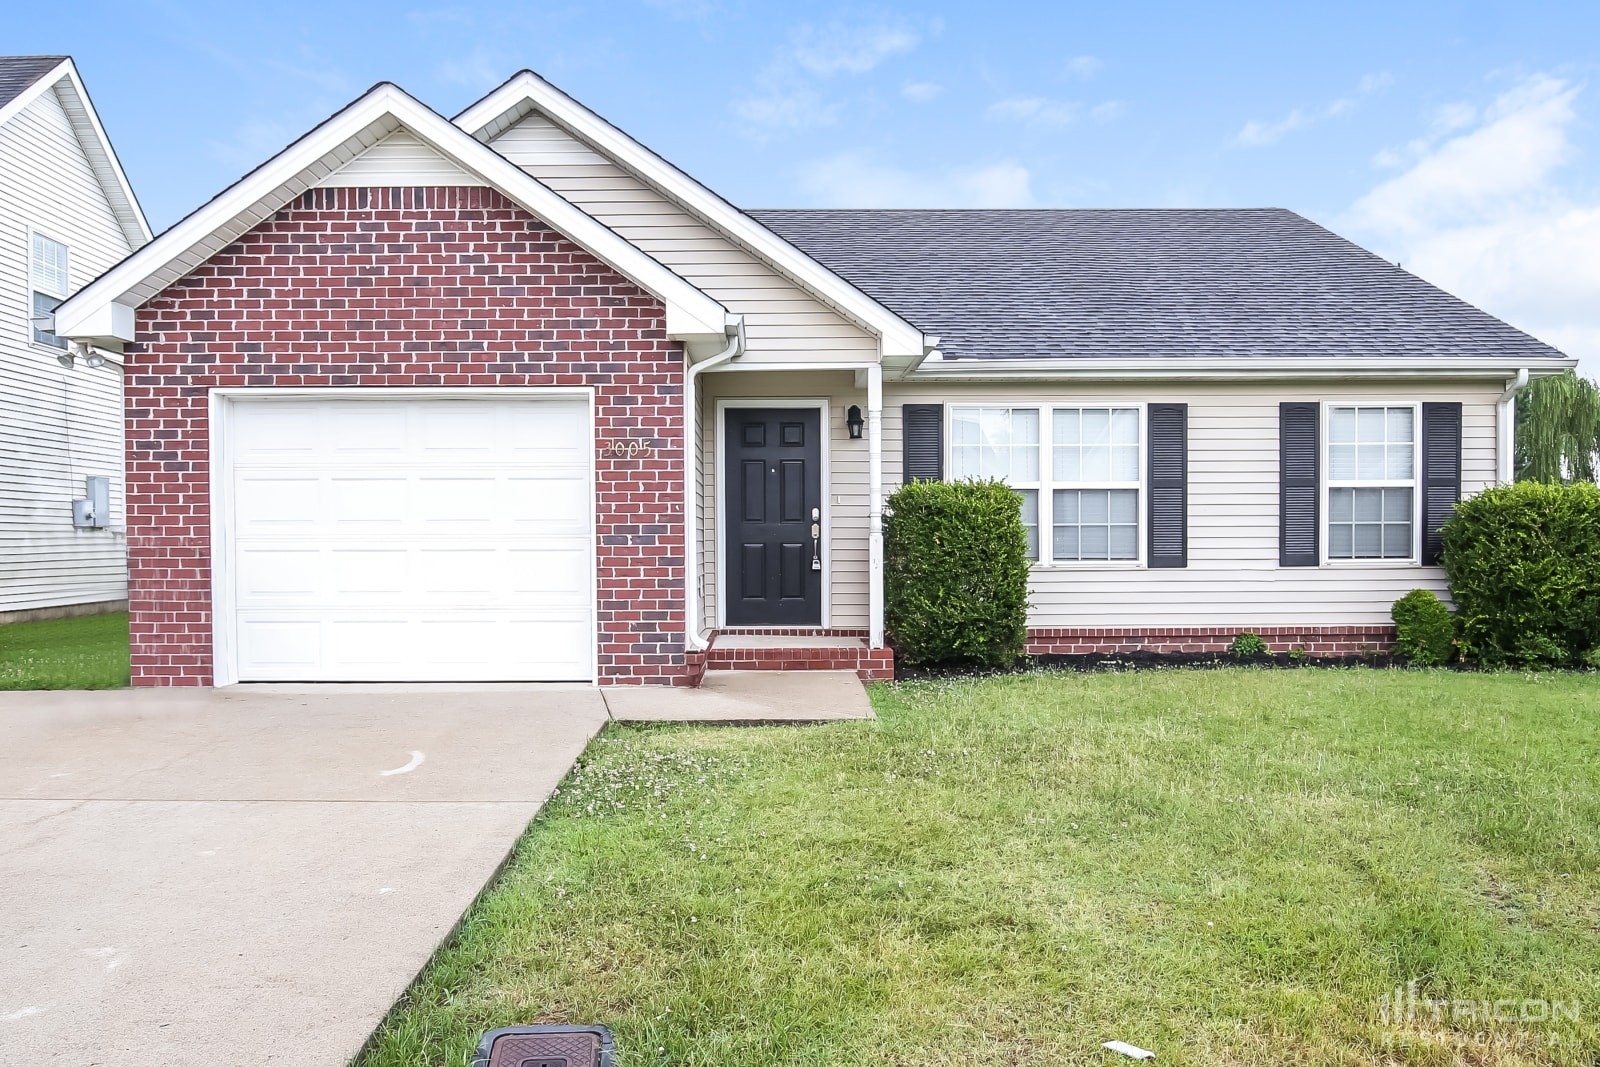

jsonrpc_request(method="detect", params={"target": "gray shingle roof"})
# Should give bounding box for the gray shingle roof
[748,207,1564,362]
[0,56,66,111]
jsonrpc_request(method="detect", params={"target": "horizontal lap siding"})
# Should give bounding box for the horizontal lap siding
[490,115,879,365]
[884,380,1502,627]
[0,86,133,611]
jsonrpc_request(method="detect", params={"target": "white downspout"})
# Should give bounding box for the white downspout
[1497,368,1530,485]
[867,361,884,648]
[683,318,745,651]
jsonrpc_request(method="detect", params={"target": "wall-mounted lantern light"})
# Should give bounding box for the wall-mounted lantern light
[846,405,864,440]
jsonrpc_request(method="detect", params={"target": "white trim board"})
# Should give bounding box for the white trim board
[713,398,832,630]
[54,83,730,351]
[207,386,600,686]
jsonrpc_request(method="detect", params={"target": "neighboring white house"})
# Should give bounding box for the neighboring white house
[0,56,149,620]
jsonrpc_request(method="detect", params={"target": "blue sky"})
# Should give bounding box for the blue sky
[14,1,1599,370]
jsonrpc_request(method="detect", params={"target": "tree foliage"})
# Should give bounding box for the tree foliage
[1517,371,1600,484]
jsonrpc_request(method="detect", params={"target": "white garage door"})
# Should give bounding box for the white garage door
[223,396,593,682]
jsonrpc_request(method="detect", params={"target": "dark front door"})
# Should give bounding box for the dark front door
[724,407,823,626]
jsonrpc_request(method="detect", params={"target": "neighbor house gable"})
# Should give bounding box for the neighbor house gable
[455,71,931,367]
[54,82,729,351]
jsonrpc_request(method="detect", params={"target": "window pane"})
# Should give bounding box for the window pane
[1353,488,1382,522]
[1357,407,1385,441]
[1054,446,1081,482]
[1082,408,1110,444]
[1010,441,1039,482]
[1053,524,1080,559]
[1110,445,1139,482]
[1330,487,1353,522]
[1009,408,1039,444]
[1110,407,1139,446]
[1081,489,1109,523]
[1109,523,1137,559]
[1329,524,1353,557]
[1018,489,1038,560]
[1329,408,1356,443]
[1054,408,1080,444]
[1108,489,1137,523]
[952,410,979,445]
[31,291,66,349]
[1356,444,1386,480]
[1054,489,1079,523]
[1354,523,1381,556]
[1329,444,1356,480]
[1387,443,1414,480]
[1383,487,1412,522]
[1382,522,1413,558]
[1387,407,1414,443]
[1081,444,1111,481]
[32,233,68,297]
[1081,524,1109,558]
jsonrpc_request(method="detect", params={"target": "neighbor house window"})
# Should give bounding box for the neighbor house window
[1327,405,1416,560]
[950,406,1040,558]
[1052,406,1141,560]
[30,232,69,349]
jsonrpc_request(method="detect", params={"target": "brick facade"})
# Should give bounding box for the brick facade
[1026,625,1396,657]
[125,186,689,686]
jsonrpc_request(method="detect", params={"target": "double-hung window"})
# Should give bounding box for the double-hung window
[30,232,69,350]
[950,406,1040,558]
[1326,404,1417,561]
[1052,406,1141,561]
[949,404,1145,564]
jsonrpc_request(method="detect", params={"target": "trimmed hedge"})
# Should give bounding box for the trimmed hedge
[1391,589,1454,666]
[1440,482,1600,667]
[883,479,1030,668]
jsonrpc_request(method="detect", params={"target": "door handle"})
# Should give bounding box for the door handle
[811,507,822,570]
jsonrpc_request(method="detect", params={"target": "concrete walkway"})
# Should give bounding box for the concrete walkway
[0,685,609,1067]
[603,670,876,723]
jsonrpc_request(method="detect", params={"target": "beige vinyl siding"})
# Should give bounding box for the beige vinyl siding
[317,128,485,187]
[883,380,1503,628]
[490,114,880,366]
[698,371,870,629]
[0,85,133,611]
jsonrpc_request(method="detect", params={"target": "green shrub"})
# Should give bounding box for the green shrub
[1391,589,1454,666]
[1440,481,1600,667]
[1228,632,1269,658]
[1583,647,1600,671]
[883,479,1030,668]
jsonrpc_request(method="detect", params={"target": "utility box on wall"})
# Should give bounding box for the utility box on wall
[72,475,111,529]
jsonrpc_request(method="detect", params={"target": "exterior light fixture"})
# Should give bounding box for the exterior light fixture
[56,351,74,369]
[846,405,864,439]
[84,351,107,369]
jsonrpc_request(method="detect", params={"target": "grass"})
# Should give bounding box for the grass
[0,611,129,689]
[361,669,1600,1067]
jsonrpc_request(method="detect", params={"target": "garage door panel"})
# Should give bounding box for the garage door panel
[225,396,595,682]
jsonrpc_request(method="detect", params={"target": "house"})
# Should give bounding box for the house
[54,72,1573,687]
[0,56,149,621]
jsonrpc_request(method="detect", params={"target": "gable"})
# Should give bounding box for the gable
[317,128,484,188]
[486,112,879,366]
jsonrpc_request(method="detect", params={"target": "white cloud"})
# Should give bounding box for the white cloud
[902,80,944,102]
[1344,74,1598,375]
[1234,72,1391,147]
[801,153,1034,208]
[788,18,920,75]
[733,16,926,134]
[988,96,1081,127]
[1064,55,1104,81]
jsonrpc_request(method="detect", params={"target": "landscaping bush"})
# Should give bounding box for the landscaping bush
[1391,589,1454,666]
[883,479,1030,668]
[1228,632,1269,658]
[1440,481,1600,667]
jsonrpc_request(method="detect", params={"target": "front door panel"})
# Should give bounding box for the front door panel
[724,408,822,625]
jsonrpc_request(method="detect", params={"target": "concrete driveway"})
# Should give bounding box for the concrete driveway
[0,684,609,1067]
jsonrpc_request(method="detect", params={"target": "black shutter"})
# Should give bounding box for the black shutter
[902,404,943,482]
[1279,402,1320,567]
[1421,402,1463,565]
[1147,403,1187,568]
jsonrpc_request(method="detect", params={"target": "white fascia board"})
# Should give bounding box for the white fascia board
[908,354,1579,381]
[56,83,728,345]
[54,60,152,247]
[455,71,930,359]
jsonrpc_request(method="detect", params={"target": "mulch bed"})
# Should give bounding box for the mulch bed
[891,648,1489,682]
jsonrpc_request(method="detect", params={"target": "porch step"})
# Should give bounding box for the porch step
[706,633,894,681]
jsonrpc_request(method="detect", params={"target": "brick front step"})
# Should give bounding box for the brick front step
[706,633,894,681]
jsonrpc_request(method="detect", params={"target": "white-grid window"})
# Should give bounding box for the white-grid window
[1052,406,1141,560]
[1327,405,1416,560]
[950,406,1040,559]
[30,232,69,349]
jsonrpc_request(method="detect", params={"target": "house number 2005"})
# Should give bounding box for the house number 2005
[600,439,654,460]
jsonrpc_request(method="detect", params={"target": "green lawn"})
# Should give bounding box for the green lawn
[0,611,129,689]
[364,669,1600,1067]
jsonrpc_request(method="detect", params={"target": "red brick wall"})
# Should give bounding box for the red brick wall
[126,186,688,686]
[1026,626,1396,656]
